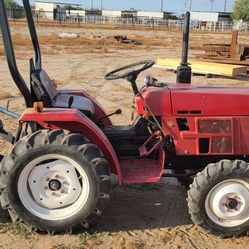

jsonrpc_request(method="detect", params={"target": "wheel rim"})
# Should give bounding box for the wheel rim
[18,154,90,221]
[205,179,249,227]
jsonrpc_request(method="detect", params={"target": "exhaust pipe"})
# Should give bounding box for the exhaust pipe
[177,11,192,84]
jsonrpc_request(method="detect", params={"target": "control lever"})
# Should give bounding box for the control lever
[97,109,122,125]
[144,76,166,87]
[68,96,74,108]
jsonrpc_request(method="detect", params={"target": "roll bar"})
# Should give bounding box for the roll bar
[23,0,42,70]
[0,0,42,107]
[0,0,32,107]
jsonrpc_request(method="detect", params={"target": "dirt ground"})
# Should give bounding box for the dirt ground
[1,23,249,249]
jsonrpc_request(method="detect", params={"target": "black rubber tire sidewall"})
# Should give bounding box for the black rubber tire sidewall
[200,177,249,234]
[7,145,99,232]
[188,161,249,237]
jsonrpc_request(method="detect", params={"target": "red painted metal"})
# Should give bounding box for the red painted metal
[120,148,165,184]
[169,84,249,116]
[135,83,249,158]
[165,84,249,156]
[139,133,163,157]
[58,90,112,125]
[135,84,249,117]
[134,86,172,116]
[162,116,236,155]
[19,108,121,183]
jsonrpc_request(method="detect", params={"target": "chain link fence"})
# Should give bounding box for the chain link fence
[6,8,249,32]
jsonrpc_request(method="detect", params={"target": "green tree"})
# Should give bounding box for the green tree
[4,0,23,19]
[4,0,20,9]
[232,0,249,21]
[163,12,178,20]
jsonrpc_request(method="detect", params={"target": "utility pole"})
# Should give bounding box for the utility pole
[101,0,103,11]
[91,0,93,10]
[161,0,164,13]
[210,0,215,11]
[189,0,192,11]
[224,0,227,12]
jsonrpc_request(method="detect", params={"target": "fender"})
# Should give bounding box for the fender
[58,90,112,125]
[19,108,122,184]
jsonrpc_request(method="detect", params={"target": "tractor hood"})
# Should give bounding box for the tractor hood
[169,83,249,116]
[137,83,249,117]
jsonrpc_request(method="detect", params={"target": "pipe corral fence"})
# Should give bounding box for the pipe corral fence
[5,9,249,32]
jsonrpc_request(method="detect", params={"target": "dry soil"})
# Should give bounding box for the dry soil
[0,23,249,249]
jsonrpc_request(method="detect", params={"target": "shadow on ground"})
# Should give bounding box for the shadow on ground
[93,177,192,233]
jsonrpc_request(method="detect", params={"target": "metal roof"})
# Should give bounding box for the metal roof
[35,1,83,6]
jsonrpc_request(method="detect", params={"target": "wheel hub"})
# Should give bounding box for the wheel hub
[18,154,91,221]
[225,198,239,210]
[27,159,82,209]
[205,179,249,227]
[48,179,62,191]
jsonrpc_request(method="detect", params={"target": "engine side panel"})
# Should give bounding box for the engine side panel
[162,116,249,156]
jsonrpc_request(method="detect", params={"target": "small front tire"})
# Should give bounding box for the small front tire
[188,160,249,237]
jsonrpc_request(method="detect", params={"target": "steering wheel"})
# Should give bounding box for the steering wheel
[105,60,155,81]
[105,60,155,94]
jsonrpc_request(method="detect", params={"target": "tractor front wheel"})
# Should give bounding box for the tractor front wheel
[188,160,249,237]
[0,129,111,233]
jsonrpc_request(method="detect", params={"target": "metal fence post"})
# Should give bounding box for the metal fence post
[132,16,135,29]
[13,8,16,23]
[77,13,80,26]
[59,12,62,26]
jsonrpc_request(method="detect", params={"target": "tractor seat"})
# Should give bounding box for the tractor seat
[31,69,95,117]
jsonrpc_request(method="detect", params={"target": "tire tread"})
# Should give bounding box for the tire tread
[0,129,111,233]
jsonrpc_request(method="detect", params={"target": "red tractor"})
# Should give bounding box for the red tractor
[0,0,249,238]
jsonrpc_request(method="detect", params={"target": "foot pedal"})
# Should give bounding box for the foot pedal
[139,133,163,157]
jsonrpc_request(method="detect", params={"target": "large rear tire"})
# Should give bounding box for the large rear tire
[0,154,10,222]
[188,160,249,237]
[0,129,111,233]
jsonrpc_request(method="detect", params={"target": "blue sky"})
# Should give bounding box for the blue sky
[27,0,236,13]
[87,0,235,13]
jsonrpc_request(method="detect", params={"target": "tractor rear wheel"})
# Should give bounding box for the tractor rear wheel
[0,129,111,233]
[0,154,10,222]
[188,160,249,237]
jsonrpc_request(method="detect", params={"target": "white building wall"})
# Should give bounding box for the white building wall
[35,2,54,19]
[66,10,85,16]
[190,12,219,22]
[102,10,122,17]
[137,11,163,19]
